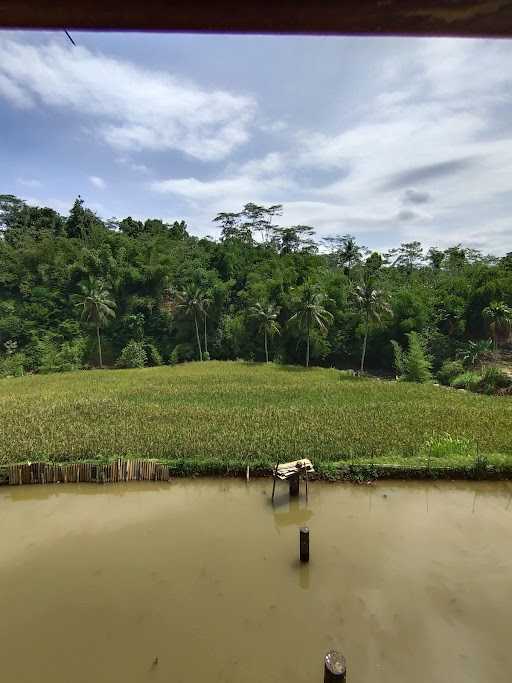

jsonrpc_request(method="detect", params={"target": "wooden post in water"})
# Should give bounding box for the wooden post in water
[324,650,346,682]
[289,472,300,497]
[300,527,309,562]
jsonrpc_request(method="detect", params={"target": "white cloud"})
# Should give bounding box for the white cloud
[89,175,106,189]
[0,37,256,161]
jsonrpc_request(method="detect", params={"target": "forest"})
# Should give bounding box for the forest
[1,193,511,392]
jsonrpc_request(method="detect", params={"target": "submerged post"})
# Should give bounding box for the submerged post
[300,527,309,562]
[289,473,300,497]
[324,650,346,682]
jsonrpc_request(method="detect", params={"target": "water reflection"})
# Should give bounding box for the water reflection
[271,495,314,531]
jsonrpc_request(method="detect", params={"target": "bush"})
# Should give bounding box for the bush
[451,371,481,390]
[474,367,511,395]
[202,351,211,361]
[145,342,163,366]
[437,359,465,386]
[168,343,195,365]
[116,340,147,368]
[0,352,26,378]
[31,336,86,374]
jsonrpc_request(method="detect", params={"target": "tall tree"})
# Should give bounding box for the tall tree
[483,301,512,351]
[176,286,206,361]
[75,278,116,368]
[290,284,333,367]
[249,302,280,363]
[354,282,391,372]
[324,234,365,276]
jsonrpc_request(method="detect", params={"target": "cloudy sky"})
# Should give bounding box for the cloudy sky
[1,31,512,253]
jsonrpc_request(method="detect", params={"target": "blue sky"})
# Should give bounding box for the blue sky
[1,30,512,253]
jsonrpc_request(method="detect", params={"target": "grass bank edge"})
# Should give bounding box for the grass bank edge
[2,453,512,484]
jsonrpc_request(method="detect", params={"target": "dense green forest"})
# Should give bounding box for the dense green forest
[1,194,511,383]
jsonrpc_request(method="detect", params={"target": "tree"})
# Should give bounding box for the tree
[176,286,206,361]
[75,278,116,368]
[290,284,333,367]
[324,234,365,276]
[427,247,445,270]
[272,225,316,254]
[483,301,512,351]
[392,332,432,382]
[249,302,280,363]
[200,292,212,358]
[354,282,391,372]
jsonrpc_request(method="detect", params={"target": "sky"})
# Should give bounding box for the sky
[1,30,512,254]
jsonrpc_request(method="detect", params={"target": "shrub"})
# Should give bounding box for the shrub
[451,371,481,390]
[33,336,86,374]
[116,340,147,368]
[0,352,26,378]
[437,359,465,386]
[145,342,163,366]
[474,367,511,395]
[168,343,195,365]
[202,351,211,361]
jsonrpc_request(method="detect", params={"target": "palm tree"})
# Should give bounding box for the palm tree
[354,282,391,373]
[249,302,280,363]
[176,286,205,361]
[290,284,333,367]
[483,301,512,351]
[76,277,116,368]
[200,292,212,358]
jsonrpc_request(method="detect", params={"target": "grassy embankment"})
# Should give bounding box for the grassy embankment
[1,361,512,480]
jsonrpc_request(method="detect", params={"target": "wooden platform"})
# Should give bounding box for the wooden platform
[275,458,314,481]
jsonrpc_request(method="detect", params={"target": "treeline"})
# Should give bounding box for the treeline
[0,194,511,379]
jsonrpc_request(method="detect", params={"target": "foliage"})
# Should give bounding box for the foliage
[39,337,86,373]
[392,332,432,383]
[0,362,511,465]
[458,339,493,368]
[0,352,25,378]
[144,342,163,366]
[482,301,512,350]
[116,340,147,368]
[1,193,512,376]
[475,367,512,395]
[437,359,465,386]
[451,371,482,391]
[420,433,476,459]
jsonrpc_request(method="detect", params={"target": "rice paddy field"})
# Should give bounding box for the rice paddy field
[1,361,512,473]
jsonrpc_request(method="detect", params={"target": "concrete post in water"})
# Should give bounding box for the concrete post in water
[300,527,309,562]
[289,473,300,497]
[324,650,346,682]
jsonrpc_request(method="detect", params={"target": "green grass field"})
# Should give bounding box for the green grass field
[1,361,511,472]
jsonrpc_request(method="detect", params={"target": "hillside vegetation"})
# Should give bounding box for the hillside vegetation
[1,362,511,469]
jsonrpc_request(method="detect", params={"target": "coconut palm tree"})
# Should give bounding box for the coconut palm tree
[176,286,206,361]
[289,284,333,367]
[354,282,391,373]
[75,277,116,368]
[200,292,212,358]
[249,302,280,363]
[483,301,512,351]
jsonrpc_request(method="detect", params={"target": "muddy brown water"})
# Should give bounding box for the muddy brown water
[1,479,512,683]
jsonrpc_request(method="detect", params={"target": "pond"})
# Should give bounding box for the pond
[1,479,511,682]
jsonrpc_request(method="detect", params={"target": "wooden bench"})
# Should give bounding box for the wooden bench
[271,458,314,501]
